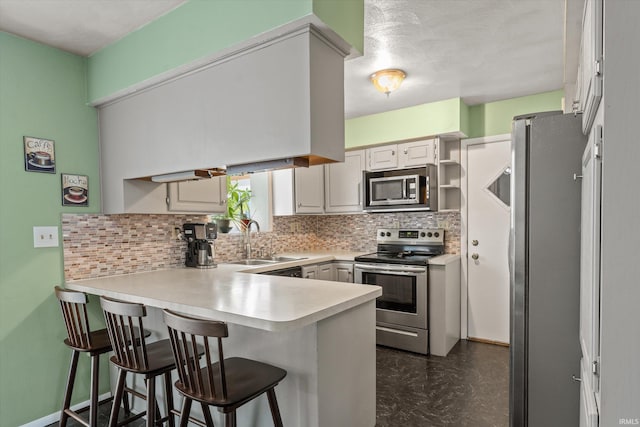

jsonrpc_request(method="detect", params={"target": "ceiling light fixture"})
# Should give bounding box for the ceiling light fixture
[370,69,406,96]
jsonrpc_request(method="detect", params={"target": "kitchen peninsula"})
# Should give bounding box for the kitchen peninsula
[66,263,381,427]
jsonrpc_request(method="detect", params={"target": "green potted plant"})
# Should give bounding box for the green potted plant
[215,177,252,233]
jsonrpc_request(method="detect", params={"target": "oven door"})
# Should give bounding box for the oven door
[354,263,427,329]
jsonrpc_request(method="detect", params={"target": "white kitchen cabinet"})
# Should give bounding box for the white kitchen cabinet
[398,139,437,167]
[366,140,436,171]
[333,262,354,283]
[167,176,226,213]
[366,145,398,170]
[324,150,365,213]
[272,166,324,216]
[437,136,461,211]
[575,0,603,134]
[272,169,295,216]
[301,264,317,280]
[294,165,324,214]
[317,263,333,281]
[428,255,461,356]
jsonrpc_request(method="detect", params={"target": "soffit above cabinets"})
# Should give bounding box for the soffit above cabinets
[99,25,347,213]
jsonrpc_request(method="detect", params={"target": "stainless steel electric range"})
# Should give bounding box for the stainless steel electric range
[354,228,445,354]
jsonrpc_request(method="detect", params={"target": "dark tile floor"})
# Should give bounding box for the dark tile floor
[376,340,509,427]
[50,339,508,427]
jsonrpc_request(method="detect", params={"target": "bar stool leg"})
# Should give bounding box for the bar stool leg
[224,411,236,427]
[201,403,214,427]
[267,388,283,427]
[89,354,100,427]
[109,369,127,427]
[179,398,192,427]
[146,377,156,427]
[163,372,176,427]
[60,350,80,427]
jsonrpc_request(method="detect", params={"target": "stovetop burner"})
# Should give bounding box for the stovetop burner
[354,227,445,266]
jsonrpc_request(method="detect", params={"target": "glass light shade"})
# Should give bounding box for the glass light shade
[370,69,406,95]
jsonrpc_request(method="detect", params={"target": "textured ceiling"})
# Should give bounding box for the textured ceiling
[0,0,186,56]
[0,0,572,119]
[345,0,567,118]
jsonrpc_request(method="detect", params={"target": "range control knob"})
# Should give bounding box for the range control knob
[434,232,440,238]
[420,232,426,237]
[386,232,391,237]
[380,232,385,237]
[427,232,433,237]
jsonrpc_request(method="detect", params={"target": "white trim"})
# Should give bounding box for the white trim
[19,392,112,427]
[460,133,511,340]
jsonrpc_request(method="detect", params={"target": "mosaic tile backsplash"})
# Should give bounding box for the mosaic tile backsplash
[63,211,460,281]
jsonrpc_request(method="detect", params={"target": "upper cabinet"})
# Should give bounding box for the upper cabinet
[167,177,226,213]
[325,150,366,213]
[367,145,398,170]
[575,0,603,133]
[295,165,325,214]
[398,139,437,167]
[366,139,436,171]
[97,27,348,214]
[272,149,365,215]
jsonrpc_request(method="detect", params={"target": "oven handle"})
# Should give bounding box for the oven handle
[354,264,427,274]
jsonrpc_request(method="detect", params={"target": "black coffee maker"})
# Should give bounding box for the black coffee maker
[183,223,217,268]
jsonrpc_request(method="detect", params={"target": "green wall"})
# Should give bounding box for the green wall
[345,98,470,148]
[0,33,102,426]
[87,0,364,103]
[345,91,564,148]
[467,90,564,138]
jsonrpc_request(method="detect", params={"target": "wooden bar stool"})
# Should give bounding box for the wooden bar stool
[55,286,117,427]
[100,296,179,427]
[163,309,287,427]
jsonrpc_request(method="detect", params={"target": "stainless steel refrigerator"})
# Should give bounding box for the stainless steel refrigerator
[509,111,586,426]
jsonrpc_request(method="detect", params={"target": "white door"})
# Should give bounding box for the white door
[466,137,511,343]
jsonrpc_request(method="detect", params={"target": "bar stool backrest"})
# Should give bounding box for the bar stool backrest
[55,286,93,350]
[163,309,229,400]
[100,296,149,371]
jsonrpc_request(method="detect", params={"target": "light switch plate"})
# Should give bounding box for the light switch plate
[33,226,59,248]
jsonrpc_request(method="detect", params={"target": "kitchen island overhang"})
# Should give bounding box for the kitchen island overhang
[66,265,381,427]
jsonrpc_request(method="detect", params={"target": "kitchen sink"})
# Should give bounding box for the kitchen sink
[228,259,279,265]
[266,256,307,262]
[227,256,307,266]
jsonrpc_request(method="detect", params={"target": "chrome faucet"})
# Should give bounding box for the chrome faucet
[244,220,260,258]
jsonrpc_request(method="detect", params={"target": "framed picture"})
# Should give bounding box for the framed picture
[61,174,88,207]
[24,136,55,173]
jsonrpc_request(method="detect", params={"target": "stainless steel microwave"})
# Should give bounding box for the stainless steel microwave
[363,166,437,211]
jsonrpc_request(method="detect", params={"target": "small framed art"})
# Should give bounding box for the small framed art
[24,136,56,173]
[61,174,88,206]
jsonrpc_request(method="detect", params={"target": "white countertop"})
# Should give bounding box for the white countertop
[428,253,461,266]
[66,254,380,332]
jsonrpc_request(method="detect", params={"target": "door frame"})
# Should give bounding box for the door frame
[460,133,511,339]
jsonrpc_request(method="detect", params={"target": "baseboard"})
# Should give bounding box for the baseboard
[467,336,510,347]
[19,392,112,427]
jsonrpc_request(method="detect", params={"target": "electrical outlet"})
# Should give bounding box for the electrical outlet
[290,224,296,233]
[438,220,450,229]
[33,226,59,248]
